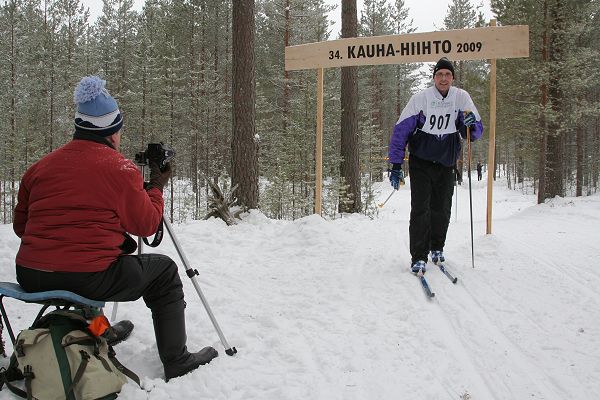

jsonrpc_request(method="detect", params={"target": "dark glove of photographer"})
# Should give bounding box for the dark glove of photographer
[389,164,405,190]
[146,162,172,192]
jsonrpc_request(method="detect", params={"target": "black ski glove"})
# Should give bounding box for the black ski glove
[388,163,405,190]
[146,162,172,192]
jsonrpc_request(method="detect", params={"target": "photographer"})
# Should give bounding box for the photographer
[13,76,217,381]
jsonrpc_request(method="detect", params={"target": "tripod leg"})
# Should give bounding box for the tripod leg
[110,302,119,322]
[162,216,237,356]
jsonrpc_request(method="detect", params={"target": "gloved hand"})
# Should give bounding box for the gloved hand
[147,162,172,192]
[389,164,405,190]
[463,111,476,127]
[416,110,426,129]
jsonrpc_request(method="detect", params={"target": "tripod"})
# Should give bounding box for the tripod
[111,164,237,356]
[161,215,237,355]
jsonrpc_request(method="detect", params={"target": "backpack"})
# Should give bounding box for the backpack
[0,310,139,400]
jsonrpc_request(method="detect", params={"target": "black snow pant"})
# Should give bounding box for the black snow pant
[408,155,455,264]
[16,253,184,317]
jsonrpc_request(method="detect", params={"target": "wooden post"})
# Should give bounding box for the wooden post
[486,19,497,234]
[315,68,324,215]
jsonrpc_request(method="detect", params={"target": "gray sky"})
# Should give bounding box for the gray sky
[328,0,494,35]
[81,0,494,34]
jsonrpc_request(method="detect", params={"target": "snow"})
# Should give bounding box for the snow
[1,176,599,399]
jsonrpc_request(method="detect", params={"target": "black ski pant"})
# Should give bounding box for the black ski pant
[16,253,184,317]
[408,155,455,264]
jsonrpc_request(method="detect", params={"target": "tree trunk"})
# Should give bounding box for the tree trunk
[339,0,361,213]
[594,122,599,191]
[283,0,290,134]
[545,0,565,199]
[232,0,258,209]
[200,3,208,209]
[188,3,199,218]
[10,0,17,219]
[169,70,175,222]
[537,0,549,204]
[516,135,524,184]
[575,119,584,197]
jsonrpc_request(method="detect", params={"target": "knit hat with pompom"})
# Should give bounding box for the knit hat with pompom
[74,76,123,137]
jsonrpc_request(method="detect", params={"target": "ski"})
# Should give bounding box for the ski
[437,263,458,284]
[415,272,435,298]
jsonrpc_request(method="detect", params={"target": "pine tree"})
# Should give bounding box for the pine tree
[232,0,259,209]
[339,0,361,213]
[492,0,600,200]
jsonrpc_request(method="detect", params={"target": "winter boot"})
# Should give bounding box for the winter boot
[411,260,427,274]
[104,320,134,346]
[153,303,218,381]
[430,250,445,265]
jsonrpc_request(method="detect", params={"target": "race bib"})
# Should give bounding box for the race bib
[422,88,459,136]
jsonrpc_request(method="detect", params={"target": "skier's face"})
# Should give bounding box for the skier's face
[434,69,454,94]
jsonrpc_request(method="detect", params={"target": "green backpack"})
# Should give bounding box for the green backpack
[0,310,139,400]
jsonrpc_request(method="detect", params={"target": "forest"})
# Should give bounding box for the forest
[1,0,598,223]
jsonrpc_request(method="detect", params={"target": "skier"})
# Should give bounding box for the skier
[13,76,218,381]
[388,57,484,274]
[477,161,483,181]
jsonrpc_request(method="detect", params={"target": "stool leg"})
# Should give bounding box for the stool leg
[32,304,52,327]
[0,296,16,345]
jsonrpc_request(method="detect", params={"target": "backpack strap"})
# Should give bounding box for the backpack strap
[40,310,89,326]
[15,332,50,357]
[1,379,29,399]
[0,365,33,400]
[65,335,141,388]
[23,365,34,400]
[108,353,140,386]
[66,350,90,397]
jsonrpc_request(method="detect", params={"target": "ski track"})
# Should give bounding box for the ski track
[439,196,600,399]
[436,267,577,400]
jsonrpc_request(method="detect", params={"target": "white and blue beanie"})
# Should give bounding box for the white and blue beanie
[74,76,123,137]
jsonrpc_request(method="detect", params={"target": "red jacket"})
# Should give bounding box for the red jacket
[14,138,164,272]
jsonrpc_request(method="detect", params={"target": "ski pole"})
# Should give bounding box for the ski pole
[379,168,406,208]
[466,122,475,269]
[377,190,395,208]
[454,170,458,222]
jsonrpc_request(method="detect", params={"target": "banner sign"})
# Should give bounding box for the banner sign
[285,25,529,71]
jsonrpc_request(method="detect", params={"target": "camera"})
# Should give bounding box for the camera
[135,142,176,171]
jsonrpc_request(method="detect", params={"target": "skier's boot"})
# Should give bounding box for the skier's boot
[430,250,445,265]
[105,320,134,346]
[153,303,219,381]
[411,260,427,274]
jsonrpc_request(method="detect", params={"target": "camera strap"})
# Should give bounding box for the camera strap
[142,218,164,247]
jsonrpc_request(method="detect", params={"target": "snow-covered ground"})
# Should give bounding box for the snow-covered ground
[1,175,599,399]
